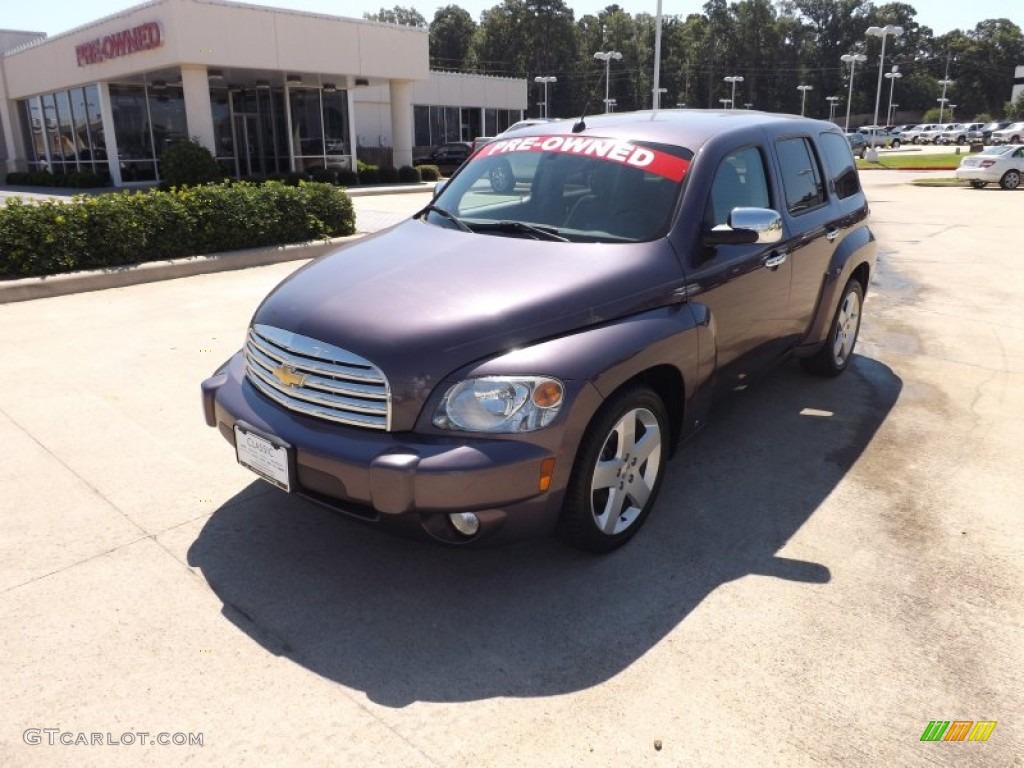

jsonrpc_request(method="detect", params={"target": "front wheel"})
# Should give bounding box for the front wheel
[891,139,901,148]
[801,279,864,377]
[1000,170,1021,190]
[558,386,669,553]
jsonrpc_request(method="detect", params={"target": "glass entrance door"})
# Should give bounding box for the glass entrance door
[232,113,262,177]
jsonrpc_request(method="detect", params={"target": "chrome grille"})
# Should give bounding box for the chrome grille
[244,324,391,430]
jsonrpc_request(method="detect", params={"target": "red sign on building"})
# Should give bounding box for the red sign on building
[75,22,163,66]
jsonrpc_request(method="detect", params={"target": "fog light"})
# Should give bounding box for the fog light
[448,512,481,537]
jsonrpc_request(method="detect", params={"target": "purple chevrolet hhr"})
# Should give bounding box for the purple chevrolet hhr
[202,109,875,552]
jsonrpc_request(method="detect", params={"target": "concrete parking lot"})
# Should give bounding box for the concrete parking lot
[1,170,1021,766]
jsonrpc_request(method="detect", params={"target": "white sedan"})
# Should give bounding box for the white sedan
[955,145,1024,190]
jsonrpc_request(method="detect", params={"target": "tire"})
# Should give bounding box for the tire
[489,159,515,193]
[557,386,669,553]
[1000,170,1021,191]
[891,139,901,149]
[970,180,987,189]
[957,136,966,145]
[801,279,864,377]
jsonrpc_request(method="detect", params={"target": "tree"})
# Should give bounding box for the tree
[363,6,427,27]
[430,6,477,70]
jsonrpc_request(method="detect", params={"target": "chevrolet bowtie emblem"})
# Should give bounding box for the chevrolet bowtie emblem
[272,364,305,388]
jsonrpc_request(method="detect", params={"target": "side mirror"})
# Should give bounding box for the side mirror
[702,207,783,246]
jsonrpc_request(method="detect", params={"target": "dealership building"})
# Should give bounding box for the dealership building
[0,0,526,185]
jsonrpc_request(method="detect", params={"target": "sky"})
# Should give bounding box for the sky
[2,0,1021,39]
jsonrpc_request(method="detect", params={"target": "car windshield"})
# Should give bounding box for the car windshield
[427,135,692,243]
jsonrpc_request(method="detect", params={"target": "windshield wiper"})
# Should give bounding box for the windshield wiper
[416,203,473,233]
[470,221,570,242]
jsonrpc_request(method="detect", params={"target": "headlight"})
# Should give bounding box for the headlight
[433,376,564,433]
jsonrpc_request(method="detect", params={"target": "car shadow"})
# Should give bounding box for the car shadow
[187,355,901,707]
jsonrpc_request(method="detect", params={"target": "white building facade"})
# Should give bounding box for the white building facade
[0,0,526,185]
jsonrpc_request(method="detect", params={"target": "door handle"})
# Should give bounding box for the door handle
[763,252,787,269]
[826,228,840,242]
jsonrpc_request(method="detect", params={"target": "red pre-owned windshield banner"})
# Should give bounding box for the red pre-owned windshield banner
[476,135,690,182]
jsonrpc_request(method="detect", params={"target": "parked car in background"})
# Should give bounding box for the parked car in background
[202,109,876,553]
[966,121,1011,144]
[415,142,473,175]
[918,123,955,144]
[846,131,867,158]
[938,123,984,145]
[991,122,1024,145]
[955,144,1024,189]
[856,126,898,148]
[900,124,937,144]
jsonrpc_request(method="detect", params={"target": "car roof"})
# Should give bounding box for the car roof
[497,109,836,151]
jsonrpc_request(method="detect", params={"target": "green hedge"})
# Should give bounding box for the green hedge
[0,181,355,278]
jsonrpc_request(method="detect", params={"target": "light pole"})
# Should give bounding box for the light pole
[884,67,902,127]
[797,84,813,116]
[866,25,903,128]
[949,104,957,121]
[719,98,732,109]
[653,87,667,110]
[888,103,899,125]
[744,103,753,109]
[840,53,867,131]
[937,78,954,122]
[534,75,557,119]
[594,51,622,113]
[724,75,744,110]
[604,98,617,113]
[826,95,839,122]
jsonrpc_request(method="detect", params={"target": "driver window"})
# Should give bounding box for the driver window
[705,147,771,228]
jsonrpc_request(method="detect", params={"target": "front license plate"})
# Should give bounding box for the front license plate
[234,424,292,492]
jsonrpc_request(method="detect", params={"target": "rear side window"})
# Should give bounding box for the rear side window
[818,132,861,200]
[776,137,825,213]
[704,146,771,228]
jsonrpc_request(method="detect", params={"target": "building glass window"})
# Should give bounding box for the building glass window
[210,87,234,165]
[149,84,187,162]
[109,83,156,181]
[69,88,91,169]
[54,90,78,169]
[322,88,350,170]
[414,105,430,146]
[289,87,324,171]
[40,93,63,173]
[83,85,106,168]
[19,99,41,169]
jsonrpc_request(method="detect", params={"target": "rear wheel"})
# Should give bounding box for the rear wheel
[558,386,669,553]
[970,180,987,189]
[891,138,901,148]
[801,279,864,377]
[489,160,515,193]
[1000,170,1021,190]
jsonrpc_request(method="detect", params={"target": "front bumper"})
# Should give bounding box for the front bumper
[202,352,584,544]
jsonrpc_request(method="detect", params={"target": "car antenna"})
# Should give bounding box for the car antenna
[573,61,610,133]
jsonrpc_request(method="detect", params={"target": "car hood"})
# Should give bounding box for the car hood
[251,219,684,429]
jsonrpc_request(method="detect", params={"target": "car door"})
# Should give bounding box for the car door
[683,145,793,382]
[774,134,848,344]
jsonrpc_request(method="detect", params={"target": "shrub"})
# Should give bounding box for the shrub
[379,166,400,184]
[0,182,356,278]
[310,168,338,184]
[359,165,380,184]
[417,164,441,182]
[336,169,359,187]
[159,138,224,188]
[398,165,421,183]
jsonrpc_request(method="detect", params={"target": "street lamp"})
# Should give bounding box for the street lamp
[949,104,957,121]
[797,84,813,116]
[884,66,902,127]
[653,87,667,110]
[719,98,732,109]
[604,98,617,113]
[840,53,867,131]
[826,95,839,122]
[866,24,903,129]
[724,75,744,110]
[744,103,753,109]
[937,78,954,122]
[594,51,622,113]
[534,75,557,119]
[888,103,899,125]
